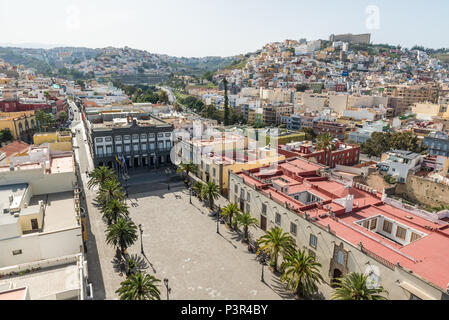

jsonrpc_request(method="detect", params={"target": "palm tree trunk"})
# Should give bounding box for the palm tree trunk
[244,226,248,242]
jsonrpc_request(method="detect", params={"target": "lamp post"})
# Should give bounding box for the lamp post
[260,254,266,283]
[163,278,171,300]
[216,205,221,234]
[138,224,144,255]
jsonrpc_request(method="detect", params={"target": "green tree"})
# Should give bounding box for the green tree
[176,162,198,180]
[331,272,388,300]
[303,127,317,141]
[202,181,220,210]
[235,212,258,242]
[106,217,138,256]
[193,181,205,200]
[58,111,68,123]
[96,179,124,207]
[315,133,336,165]
[258,227,296,273]
[220,203,241,229]
[87,166,116,189]
[158,90,169,104]
[116,272,161,300]
[223,78,230,126]
[35,110,46,132]
[280,248,323,299]
[101,199,129,225]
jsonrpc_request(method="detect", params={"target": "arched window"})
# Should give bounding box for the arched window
[18,122,24,134]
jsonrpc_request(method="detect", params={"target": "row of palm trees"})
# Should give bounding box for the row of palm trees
[188,177,387,300]
[88,166,161,300]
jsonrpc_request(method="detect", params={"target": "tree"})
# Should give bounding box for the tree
[331,272,388,300]
[101,199,129,225]
[96,179,124,207]
[280,249,323,299]
[223,78,230,126]
[303,127,317,141]
[87,166,116,189]
[202,181,220,210]
[158,90,169,104]
[362,131,425,158]
[220,203,241,229]
[235,212,258,242]
[116,272,161,300]
[0,129,13,143]
[35,110,46,132]
[315,133,335,166]
[176,162,198,181]
[193,181,205,200]
[106,217,138,256]
[258,227,296,273]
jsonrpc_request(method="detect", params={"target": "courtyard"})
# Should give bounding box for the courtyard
[123,186,293,300]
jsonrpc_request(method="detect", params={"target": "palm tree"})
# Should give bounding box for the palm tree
[258,227,296,273]
[220,203,240,229]
[96,179,124,207]
[193,181,204,200]
[88,166,116,189]
[116,272,161,300]
[235,212,258,242]
[331,272,388,300]
[106,217,138,256]
[280,248,324,299]
[101,199,129,225]
[176,162,198,181]
[315,133,336,166]
[202,181,220,210]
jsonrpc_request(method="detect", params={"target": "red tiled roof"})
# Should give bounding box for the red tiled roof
[0,141,29,157]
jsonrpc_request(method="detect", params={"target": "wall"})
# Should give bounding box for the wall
[228,171,446,300]
[0,168,76,195]
[396,174,449,207]
[328,94,348,115]
[0,227,82,268]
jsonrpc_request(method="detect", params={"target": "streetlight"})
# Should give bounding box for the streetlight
[138,224,144,255]
[163,278,171,300]
[216,205,221,234]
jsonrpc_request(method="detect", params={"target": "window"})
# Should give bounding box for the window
[262,203,267,215]
[410,232,421,242]
[149,133,155,139]
[396,226,407,240]
[105,137,112,142]
[12,250,22,256]
[141,144,147,151]
[309,234,317,249]
[246,203,250,213]
[275,213,281,225]
[247,192,251,202]
[96,146,104,156]
[165,133,171,137]
[240,189,245,199]
[370,219,377,230]
[133,144,139,152]
[116,145,122,153]
[383,220,393,234]
[125,145,131,152]
[149,143,155,150]
[158,141,164,149]
[337,251,344,265]
[234,185,238,194]
[96,138,103,143]
[115,136,122,142]
[132,134,139,140]
[290,222,297,236]
[106,146,112,155]
[212,168,216,177]
[141,134,147,140]
[166,141,171,149]
[124,135,131,141]
[363,220,370,229]
[158,133,163,138]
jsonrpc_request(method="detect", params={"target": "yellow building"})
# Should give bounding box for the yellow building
[412,102,449,119]
[197,146,285,195]
[0,111,36,142]
[259,130,306,147]
[33,131,73,151]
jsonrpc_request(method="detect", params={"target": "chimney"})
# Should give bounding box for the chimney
[343,194,354,213]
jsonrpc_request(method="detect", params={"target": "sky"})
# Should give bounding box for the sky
[0,0,448,57]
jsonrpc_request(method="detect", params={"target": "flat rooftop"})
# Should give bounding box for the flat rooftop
[36,192,78,233]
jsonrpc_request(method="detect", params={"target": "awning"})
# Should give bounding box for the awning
[399,281,437,300]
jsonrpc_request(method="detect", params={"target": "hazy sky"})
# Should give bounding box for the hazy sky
[0,0,448,57]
